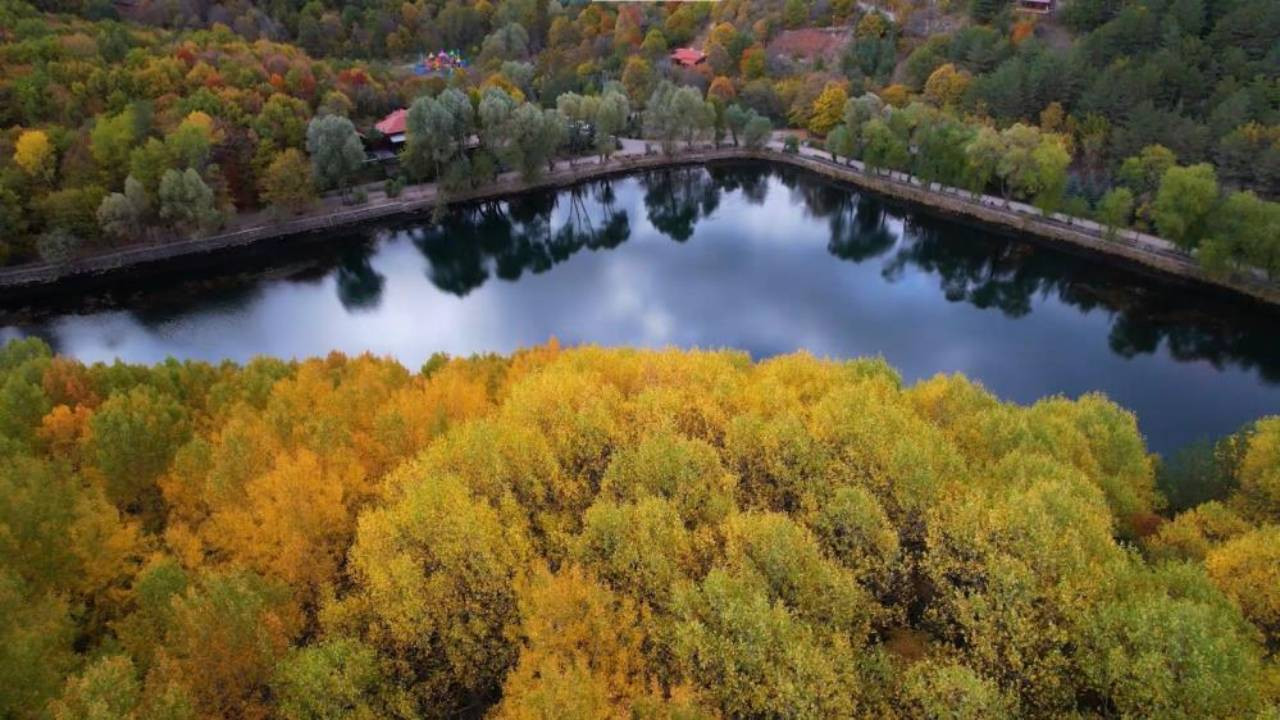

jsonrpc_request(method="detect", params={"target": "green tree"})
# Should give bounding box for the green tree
[640,27,667,58]
[0,186,28,262]
[163,116,213,174]
[96,187,143,243]
[914,120,974,186]
[36,229,82,265]
[965,125,1003,196]
[555,92,598,158]
[1030,137,1071,213]
[1117,144,1177,198]
[970,0,1002,22]
[1200,191,1280,278]
[479,87,518,160]
[403,96,454,181]
[994,124,1044,203]
[1076,577,1264,718]
[644,82,682,154]
[254,94,312,151]
[49,655,143,720]
[672,569,863,718]
[843,93,886,155]
[158,168,220,234]
[272,638,401,720]
[89,384,190,517]
[671,86,715,149]
[305,115,365,196]
[436,89,475,148]
[810,485,898,586]
[594,90,630,162]
[505,104,565,180]
[743,114,773,149]
[784,0,808,28]
[481,22,529,62]
[1152,163,1219,250]
[127,138,172,198]
[825,124,855,163]
[91,107,138,186]
[0,569,76,720]
[1096,187,1135,240]
[862,118,908,173]
[724,104,750,147]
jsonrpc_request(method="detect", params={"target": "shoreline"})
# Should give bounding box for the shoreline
[2,145,1277,308]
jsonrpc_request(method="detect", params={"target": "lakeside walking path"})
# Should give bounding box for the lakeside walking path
[1,135,1276,306]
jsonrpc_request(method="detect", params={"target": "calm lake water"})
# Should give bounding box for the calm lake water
[3,163,1278,455]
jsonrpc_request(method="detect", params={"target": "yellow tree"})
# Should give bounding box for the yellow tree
[900,661,1017,718]
[493,565,699,720]
[599,432,736,529]
[1231,416,1280,523]
[1143,501,1250,561]
[258,148,316,215]
[145,569,299,720]
[329,472,529,715]
[575,497,694,612]
[922,451,1123,714]
[707,76,736,106]
[923,64,971,108]
[808,82,849,137]
[14,129,55,183]
[1205,526,1280,648]
[201,448,355,602]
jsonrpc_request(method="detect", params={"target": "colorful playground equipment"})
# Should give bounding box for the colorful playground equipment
[415,50,468,75]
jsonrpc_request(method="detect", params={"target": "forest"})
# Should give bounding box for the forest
[1,0,1279,278]
[0,338,1277,718]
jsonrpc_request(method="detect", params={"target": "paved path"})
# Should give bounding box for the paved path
[784,138,1184,260]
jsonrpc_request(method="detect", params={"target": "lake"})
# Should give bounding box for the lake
[3,162,1278,455]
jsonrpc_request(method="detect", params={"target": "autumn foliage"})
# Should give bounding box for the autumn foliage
[0,338,1277,718]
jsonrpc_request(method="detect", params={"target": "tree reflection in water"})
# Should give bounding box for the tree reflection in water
[335,242,386,312]
[409,180,631,295]
[400,162,1279,382]
[641,167,721,242]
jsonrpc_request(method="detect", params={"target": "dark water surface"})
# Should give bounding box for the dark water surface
[3,163,1278,454]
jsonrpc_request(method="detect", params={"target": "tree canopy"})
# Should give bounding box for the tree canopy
[0,339,1275,718]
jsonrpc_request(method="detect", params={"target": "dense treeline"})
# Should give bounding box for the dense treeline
[1,338,1277,718]
[0,0,419,263]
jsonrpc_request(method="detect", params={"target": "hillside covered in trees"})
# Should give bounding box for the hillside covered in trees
[2,0,1279,278]
[1,339,1278,718]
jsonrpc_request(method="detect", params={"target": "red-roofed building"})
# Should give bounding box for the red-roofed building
[670,48,707,67]
[375,108,408,142]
